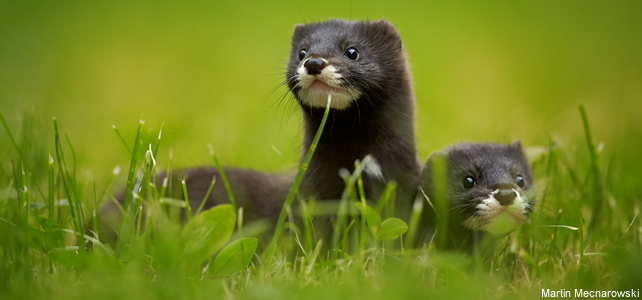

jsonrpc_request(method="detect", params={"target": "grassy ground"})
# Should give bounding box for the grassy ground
[1,1,641,299]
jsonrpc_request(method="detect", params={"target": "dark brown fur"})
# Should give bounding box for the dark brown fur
[96,168,291,244]
[287,20,420,216]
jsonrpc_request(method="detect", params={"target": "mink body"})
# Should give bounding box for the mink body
[287,20,420,215]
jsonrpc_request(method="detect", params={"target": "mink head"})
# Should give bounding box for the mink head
[421,141,535,233]
[286,19,406,110]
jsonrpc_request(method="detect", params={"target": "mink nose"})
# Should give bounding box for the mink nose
[495,189,517,206]
[304,58,326,75]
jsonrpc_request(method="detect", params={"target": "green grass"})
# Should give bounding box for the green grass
[0,102,640,300]
[1,1,642,299]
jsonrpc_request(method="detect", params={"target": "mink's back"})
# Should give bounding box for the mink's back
[96,167,292,247]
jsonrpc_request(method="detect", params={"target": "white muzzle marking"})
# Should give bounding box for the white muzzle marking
[296,58,361,110]
[465,189,528,233]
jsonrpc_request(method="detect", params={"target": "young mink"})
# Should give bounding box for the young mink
[418,141,535,250]
[287,19,420,213]
[97,19,420,243]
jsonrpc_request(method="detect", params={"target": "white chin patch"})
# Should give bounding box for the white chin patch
[464,189,528,234]
[296,60,361,110]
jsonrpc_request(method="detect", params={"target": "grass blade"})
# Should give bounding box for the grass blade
[48,155,55,219]
[53,118,82,236]
[153,122,164,157]
[208,144,236,212]
[117,119,145,253]
[297,194,314,253]
[112,124,133,155]
[0,112,21,154]
[264,95,333,262]
[355,160,367,254]
[181,178,193,221]
[331,155,372,260]
[21,164,28,221]
[404,195,423,249]
[196,176,216,216]
[579,105,604,238]
[375,182,397,215]
[122,119,144,211]
[0,112,46,200]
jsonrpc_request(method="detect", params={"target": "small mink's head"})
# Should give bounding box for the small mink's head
[286,19,406,110]
[421,141,535,233]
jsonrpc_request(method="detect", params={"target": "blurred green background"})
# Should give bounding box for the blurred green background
[1,0,641,196]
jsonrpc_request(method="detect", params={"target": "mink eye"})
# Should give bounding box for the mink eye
[462,176,477,189]
[344,47,359,60]
[299,50,307,61]
[516,176,525,188]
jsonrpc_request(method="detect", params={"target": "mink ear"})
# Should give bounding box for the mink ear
[293,24,305,35]
[510,140,523,151]
[423,151,446,171]
[293,23,311,40]
[372,19,396,30]
[426,151,446,163]
[421,151,447,191]
[371,19,402,49]
[291,24,308,47]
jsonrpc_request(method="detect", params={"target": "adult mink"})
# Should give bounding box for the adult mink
[287,19,421,214]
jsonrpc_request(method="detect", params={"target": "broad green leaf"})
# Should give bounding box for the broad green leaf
[213,237,258,276]
[376,218,408,240]
[37,216,63,251]
[37,216,59,231]
[353,203,381,233]
[181,204,235,263]
[26,226,46,252]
